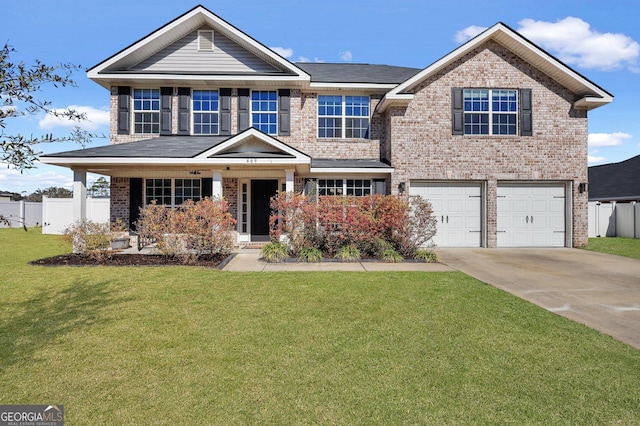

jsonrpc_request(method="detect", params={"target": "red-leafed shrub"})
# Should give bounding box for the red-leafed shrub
[135,197,236,260]
[269,193,436,258]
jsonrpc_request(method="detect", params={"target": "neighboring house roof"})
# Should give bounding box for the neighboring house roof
[588,154,640,202]
[295,63,420,85]
[377,22,613,112]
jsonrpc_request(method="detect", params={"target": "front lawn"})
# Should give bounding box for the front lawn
[1,228,639,424]
[583,237,640,259]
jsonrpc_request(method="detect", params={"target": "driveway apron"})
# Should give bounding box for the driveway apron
[436,248,640,349]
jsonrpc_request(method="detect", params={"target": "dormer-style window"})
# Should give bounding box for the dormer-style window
[133,89,160,134]
[193,90,219,134]
[198,30,214,51]
[251,90,277,135]
[318,95,370,139]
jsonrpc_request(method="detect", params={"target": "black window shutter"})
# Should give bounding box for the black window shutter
[220,88,232,135]
[278,89,290,136]
[160,87,173,135]
[201,178,212,198]
[117,86,131,135]
[177,87,190,135]
[237,89,250,131]
[451,88,464,135]
[373,179,386,195]
[129,178,143,230]
[520,88,532,136]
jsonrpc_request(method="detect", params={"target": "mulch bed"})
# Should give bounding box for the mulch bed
[30,253,230,268]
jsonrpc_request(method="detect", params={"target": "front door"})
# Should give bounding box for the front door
[251,179,278,241]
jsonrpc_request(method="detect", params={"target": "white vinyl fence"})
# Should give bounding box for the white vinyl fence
[0,200,43,228]
[0,197,111,234]
[42,196,111,234]
[589,201,640,238]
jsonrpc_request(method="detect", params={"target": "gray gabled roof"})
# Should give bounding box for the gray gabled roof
[588,154,640,201]
[295,63,421,84]
[43,136,228,158]
[311,158,392,169]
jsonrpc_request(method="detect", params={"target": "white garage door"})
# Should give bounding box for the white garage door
[497,183,566,247]
[409,182,482,247]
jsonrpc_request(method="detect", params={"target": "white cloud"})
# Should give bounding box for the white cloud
[454,25,488,43]
[454,18,640,72]
[588,155,607,164]
[339,50,353,61]
[38,105,110,131]
[270,46,293,58]
[588,132,632,147]
[517,17,640,71]
[297,56,325,63]
[0,162,73,193]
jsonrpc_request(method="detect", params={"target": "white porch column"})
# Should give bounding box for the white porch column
[212,170,223,198]
[73,169,87,223]
[285,169,295,192]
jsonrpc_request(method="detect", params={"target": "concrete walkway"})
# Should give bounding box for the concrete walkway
[436,248,640,349]
[222,248,454,272]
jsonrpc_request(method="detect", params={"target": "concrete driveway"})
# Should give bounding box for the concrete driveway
[436,248,640,349]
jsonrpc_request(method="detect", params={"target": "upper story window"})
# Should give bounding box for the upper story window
[251,90,277,135]
[133,89,160,134]
[193,90,219,135]
[463,89,517,135]
[318,95,370,139]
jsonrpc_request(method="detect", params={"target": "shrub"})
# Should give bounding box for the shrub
[381,247,404,263]
[297,246,323,263]
[414,249,438,263]
[334,245,361,262]
[261,241,289,263]
[269,193,437,260]
[135,198,236,260]
[63,219,112,259]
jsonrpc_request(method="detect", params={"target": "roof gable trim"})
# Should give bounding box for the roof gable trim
[88,5,310,81]
[377,22,613,113]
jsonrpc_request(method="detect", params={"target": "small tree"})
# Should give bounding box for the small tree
[26,186,73,202]
[1,43,103,223]
[89,177,110,197]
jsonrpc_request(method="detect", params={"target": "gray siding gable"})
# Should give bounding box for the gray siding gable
[129,27,284,74]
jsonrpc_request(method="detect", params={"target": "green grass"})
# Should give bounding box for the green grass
[1,228,640,424]
[583,237,640,259]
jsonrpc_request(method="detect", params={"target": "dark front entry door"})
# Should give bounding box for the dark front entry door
[251,179,278,240]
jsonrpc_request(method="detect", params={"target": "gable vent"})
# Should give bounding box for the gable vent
[198,30,214,51]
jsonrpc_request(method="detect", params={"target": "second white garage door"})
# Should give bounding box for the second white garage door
[409,182,482,247]
[497,183,566,247]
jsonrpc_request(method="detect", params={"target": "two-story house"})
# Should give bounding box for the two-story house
[42,5,612,247]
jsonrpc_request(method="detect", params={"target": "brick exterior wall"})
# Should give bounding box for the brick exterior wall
[110,177,130,225]
[105,40,591,247]
[387,41,589,247]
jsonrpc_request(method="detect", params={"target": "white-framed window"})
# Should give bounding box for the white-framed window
[198,30,214,51]
[311,179,372,196]
[318,95,370,139]
[251,90,277,134]
[193,90,219,135]
[464,89,517,135]
[133,89,160,134]
[145,178,201,207]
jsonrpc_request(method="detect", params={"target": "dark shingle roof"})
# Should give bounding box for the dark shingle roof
[311,158,392,169]
[588,154,640,201]
[295,63,421,84]
[43,136,228,158]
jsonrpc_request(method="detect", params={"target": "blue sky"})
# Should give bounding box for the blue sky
[2,0,639,194]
